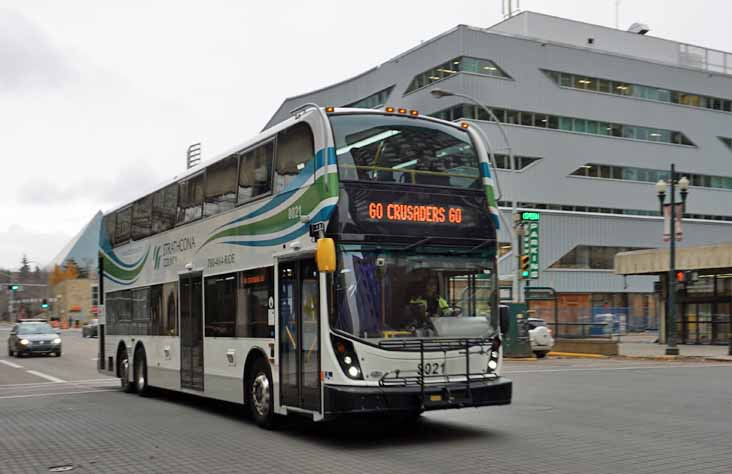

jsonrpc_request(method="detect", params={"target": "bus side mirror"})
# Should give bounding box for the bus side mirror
[316,238,336,273]
[499,306,511,334]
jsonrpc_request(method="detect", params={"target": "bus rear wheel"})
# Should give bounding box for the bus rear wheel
[134,348,152,397]
[248,359,276,429]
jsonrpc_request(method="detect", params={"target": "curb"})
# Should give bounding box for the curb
[547,351,609,359]
[504,357,538,361]
[616,355,732,362]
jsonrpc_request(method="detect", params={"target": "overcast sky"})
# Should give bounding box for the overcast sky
[2,0,730,269]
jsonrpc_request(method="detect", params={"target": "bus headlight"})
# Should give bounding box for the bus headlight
[19,339,30,346]
[331,334,364,380]
[487,336,501,372]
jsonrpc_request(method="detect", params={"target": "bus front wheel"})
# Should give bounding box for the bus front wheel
[119,349,135,393]
[248,359,276,429]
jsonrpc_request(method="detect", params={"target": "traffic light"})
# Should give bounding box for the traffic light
[520,255,530,278]
[41,299,49,309]
[675,271,686,283]
[8,284,21,292]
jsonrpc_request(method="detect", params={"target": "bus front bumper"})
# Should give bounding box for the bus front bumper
[323,377,512,418]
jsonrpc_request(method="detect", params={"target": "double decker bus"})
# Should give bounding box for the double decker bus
[97,106,511,427]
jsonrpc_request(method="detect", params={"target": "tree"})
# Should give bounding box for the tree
[33,265,42,282]
[49,265,66,286]
[19,255,31,282]
[63,259,79,280]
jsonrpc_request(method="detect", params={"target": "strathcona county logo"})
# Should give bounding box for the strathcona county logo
[153,236,196,270]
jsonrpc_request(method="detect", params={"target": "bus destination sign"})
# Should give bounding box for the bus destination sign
[367,202,464,224]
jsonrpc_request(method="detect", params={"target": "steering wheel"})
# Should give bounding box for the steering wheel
[445,305,464,317]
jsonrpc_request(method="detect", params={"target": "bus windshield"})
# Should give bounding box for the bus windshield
[330,114,481,189]
[330,246,496,340]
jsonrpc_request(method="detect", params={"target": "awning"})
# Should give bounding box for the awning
[615,242,732,275]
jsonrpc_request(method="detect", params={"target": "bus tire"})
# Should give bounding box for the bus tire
[119,347,135,393]
[248,359,276,429]
[134,347,152,397]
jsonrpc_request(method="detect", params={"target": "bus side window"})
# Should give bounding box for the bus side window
[204,155,237,218]
[274,122,314,194]
[237,268,274,338]
[162,282,177,336]
[131,195,153,241]
[152,184,178,234]
[177,173,204,225]
[238,141,273,203]
[114,207,132,245]
[103,213,116,248]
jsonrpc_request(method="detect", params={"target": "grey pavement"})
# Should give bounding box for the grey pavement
[619,332,732,360]
[1,332,732,474]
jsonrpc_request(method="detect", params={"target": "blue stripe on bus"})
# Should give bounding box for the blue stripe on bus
[480,162,492,179]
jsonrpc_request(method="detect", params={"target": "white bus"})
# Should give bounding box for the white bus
[97,106,511,427]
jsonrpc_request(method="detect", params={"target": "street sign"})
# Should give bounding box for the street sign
[522,220,540,280]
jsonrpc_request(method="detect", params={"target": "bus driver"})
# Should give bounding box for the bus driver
[408,277,449,318]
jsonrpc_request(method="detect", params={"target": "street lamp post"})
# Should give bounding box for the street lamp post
[656,164,689,356]
[430,88,522,302]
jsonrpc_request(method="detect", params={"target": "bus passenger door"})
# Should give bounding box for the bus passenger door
[278,258,321,413]
[180,272,204,391]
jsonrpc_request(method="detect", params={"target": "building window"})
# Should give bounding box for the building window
[550,245,650,270]
[274,122,314,193]
[720,137,732,152]
[238,140,273,203]
[344,86,394,109]
[497,201,732,222]
[571,163,732,190]
[204,155,237,218]
[405,56,510,94]
[430,104,695,147]
[493,154,541,170]
[237,268,274,338]
[544,69,732,114]
[205,273,237,337]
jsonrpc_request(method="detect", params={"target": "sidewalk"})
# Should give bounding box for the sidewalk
[618,333,732,361]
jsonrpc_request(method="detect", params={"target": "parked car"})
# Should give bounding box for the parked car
[528,318,554,358]
[82,318,99,338]
[7,320,62,357]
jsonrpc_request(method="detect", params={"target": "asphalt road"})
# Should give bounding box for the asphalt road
[1,326,731,474]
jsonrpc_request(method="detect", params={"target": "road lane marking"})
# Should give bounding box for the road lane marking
[0,378,116,389]
[25,370,66,383]
[0,388,118,400]
[0,360,23,369]
[504,364,730,374]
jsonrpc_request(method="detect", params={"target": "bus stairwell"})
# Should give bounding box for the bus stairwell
[377,338,496,409]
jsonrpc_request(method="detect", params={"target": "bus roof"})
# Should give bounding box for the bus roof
[102,107,467,216]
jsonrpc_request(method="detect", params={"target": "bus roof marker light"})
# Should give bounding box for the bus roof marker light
[398,108,407,114]
[325,106,335,113]
[385,106,395,113]
[409,110,419,116]
[461,122,469,129]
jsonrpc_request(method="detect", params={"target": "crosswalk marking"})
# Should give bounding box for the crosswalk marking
[25,370,66,383]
